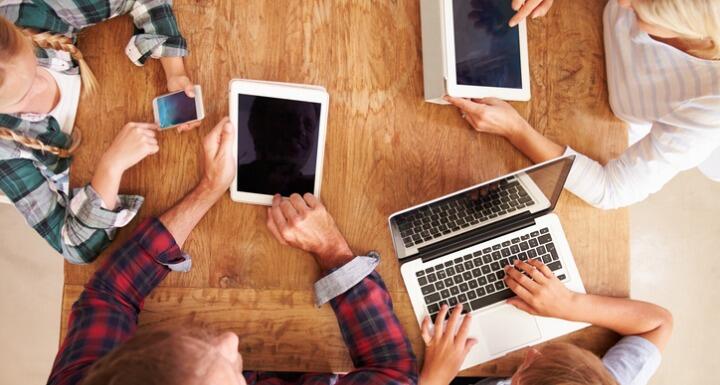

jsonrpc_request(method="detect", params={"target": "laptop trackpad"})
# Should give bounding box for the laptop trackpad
[476,306,542,355]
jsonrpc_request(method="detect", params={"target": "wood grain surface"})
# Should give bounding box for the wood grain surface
[63,0,629,377]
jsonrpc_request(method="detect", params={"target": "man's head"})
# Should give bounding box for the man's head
[81,328,247,385]
[247,97,320,166]
[511,343,617,385]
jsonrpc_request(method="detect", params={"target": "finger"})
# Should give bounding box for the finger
[444,305,464,341]
[505,264,540,292]
[464,338,479,355]
[504,273,534,303]
[302,193,320,209]
[184,83,196,98]
[433,304,449,340]
[474,97,504,106]
[507,297,536,315]
[511,0,525,11]
[270,195,289,232]
[455,312,473,344]
[146,144,160,154]
[531,0,553,18]
[176,124,190,133]
[421,316,432,344]
[515,260,548,284]
[289,193,309,214]
[204,118,227,157]
[131,122,160,131]
[144,137,159,147]
[462,113,479,130]
[279,198,299,221]
[529,258,554,279]
[509,0,541,27]
[266,208,288,245]
[443,96,481,114]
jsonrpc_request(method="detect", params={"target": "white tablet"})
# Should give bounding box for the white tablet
[444,0,531,101]
[229,79,329,205]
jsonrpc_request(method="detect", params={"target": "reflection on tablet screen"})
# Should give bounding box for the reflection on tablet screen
[453,0,522,89]
[236,95,321,196]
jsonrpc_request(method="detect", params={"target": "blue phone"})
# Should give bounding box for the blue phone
[153,86,205,129]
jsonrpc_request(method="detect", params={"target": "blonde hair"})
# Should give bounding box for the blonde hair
[632,0,720,59]
[0,16,92,157]
[514,343,618,385]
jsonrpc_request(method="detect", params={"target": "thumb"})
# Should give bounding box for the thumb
[216,120,235,159]
[184,83,196,98]
[464,338,479,354]
[204,118,227,157]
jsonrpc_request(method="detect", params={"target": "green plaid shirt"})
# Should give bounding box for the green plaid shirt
[0,0,187,264]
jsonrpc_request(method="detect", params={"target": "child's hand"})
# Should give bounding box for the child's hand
[166,74,201,133]
[99,122,160,175]
[419,304,477,385]
[503,259,578,319]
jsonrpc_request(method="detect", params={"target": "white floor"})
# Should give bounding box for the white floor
[0,169,718,384]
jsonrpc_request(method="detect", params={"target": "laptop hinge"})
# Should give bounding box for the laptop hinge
[417,213,537,264]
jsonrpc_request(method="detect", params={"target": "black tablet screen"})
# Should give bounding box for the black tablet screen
[236,95,321,197]
[453,0,522,89]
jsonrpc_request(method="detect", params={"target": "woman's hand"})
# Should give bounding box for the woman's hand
[419,305,477,385]
[444,96,531,138]
[161,56,201,133]
[509,0,554,27]
[503,259,578,319]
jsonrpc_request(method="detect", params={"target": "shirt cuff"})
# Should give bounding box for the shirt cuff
[136,217,193,272]
[314,252,380,306]
[69,184,144,230]
[125,35,188,66]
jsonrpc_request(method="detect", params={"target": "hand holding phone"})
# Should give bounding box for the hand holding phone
[153,85,205,130]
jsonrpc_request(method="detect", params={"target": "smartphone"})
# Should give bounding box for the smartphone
[152,85,205,129]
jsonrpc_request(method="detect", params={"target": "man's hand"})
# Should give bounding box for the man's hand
[266,193,354,271]
[509,0,554,27]
[198,117,236,199]
[503,259,577,319]
[161,56,201,133]
[419,305,477,385]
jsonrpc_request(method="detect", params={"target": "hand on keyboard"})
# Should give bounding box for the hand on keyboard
[419,304,477,385]
[503,259,577,319]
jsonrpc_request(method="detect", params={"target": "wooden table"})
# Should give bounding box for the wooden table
[64,0,629,377]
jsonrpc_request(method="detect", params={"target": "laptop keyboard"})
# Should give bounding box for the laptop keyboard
[397,179,535,248]
[415,227,565,321]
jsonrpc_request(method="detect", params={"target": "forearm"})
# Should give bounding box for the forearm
[505,121,565,164]
[565,294,673,350]
[159,183,222,248]
[90,161,123,210]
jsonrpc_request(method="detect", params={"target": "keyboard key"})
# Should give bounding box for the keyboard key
[527,249,537,258]
[530,231,539,237]
[547,261,563,271]
[474,258,484,267]
[459,283,469,292]
[496,271,505,280]
[502,241,511,247]
[435,280,445,290]
[450,286,460,295]
[456,264,465,273]
[488,274,498,283]
[448,297,458,306]
[540,228,550,234]
[444,278,453,287]
[502,248,511,257]
[538,234,552,244]
[464,261,474,270]
[468,290,478,300]
[494,281,505,291]
[511,237,521,244]
[462,271,473,281]
[492,244,501,250]
[528,238,539,247]
[436,270,447,280]
[464,254,473,260]
[427,273,437,282]
[469,289,514,311]
[444,261,453,267]
[550,249,559,261]
[428,303,440,314]
[472,268,482,278]
[500,259,509,268]
[421,285,435,295]
[485,284,496,294]
[469,280,479,289]
[446,267,456,275]
[454,257,463,264]
[542,254,552,263]
[441,289,450,299]
[482,247,492,254]
[416,271,425,277]
[518,252,528,261]
[418,276,428,286]
[458,294,468,303]
[476,287,486,297]
[491,262,500,271]
[521,234,530,240]
[546,242,556,252]
[510,245,520,254]
[536,245,546,255]
[477,277,488,286]
[558,274,567,280]
[424,292,440,304]
[482,255,492,264]
[519,241,529,251]
[481,265,491,274]
[453,275,463,284]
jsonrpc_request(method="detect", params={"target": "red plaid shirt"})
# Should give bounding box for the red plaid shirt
[47,218,418,385]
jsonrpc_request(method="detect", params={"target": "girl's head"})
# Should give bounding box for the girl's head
[0,16,97,113]
[619,0,720,59]
[512,343,617,385]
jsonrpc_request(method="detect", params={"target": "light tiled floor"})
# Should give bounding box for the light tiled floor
[0,169,718,384]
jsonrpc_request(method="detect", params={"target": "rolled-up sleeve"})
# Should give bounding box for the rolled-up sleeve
[314,252,380,306]
[124,0,188,65]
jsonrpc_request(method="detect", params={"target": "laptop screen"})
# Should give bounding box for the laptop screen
[391,157,574,256]
[452,0,522,89]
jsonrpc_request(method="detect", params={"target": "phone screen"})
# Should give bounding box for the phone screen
[156,91,198,129]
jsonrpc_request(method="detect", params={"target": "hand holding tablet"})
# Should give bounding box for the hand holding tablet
[229,80,329,205]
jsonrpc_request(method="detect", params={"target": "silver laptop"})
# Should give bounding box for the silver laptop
[388,156,589,370]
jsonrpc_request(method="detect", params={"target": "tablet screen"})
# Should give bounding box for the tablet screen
[236,95,321,197]
[453,0,522,89]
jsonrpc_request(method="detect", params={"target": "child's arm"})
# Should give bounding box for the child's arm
[419,305,477,385]
[504,259,673,351]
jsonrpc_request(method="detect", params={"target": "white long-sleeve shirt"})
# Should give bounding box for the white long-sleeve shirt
[563,0,720,209]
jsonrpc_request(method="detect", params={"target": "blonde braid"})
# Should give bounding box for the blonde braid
[0,126,82,158]
[23,30,98,96]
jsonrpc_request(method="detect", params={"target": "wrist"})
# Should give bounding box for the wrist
[561,292,584,321]
[504,119,532,142]
[95,157,125,181]
[314,239,354,272]
[193,180,226,204]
